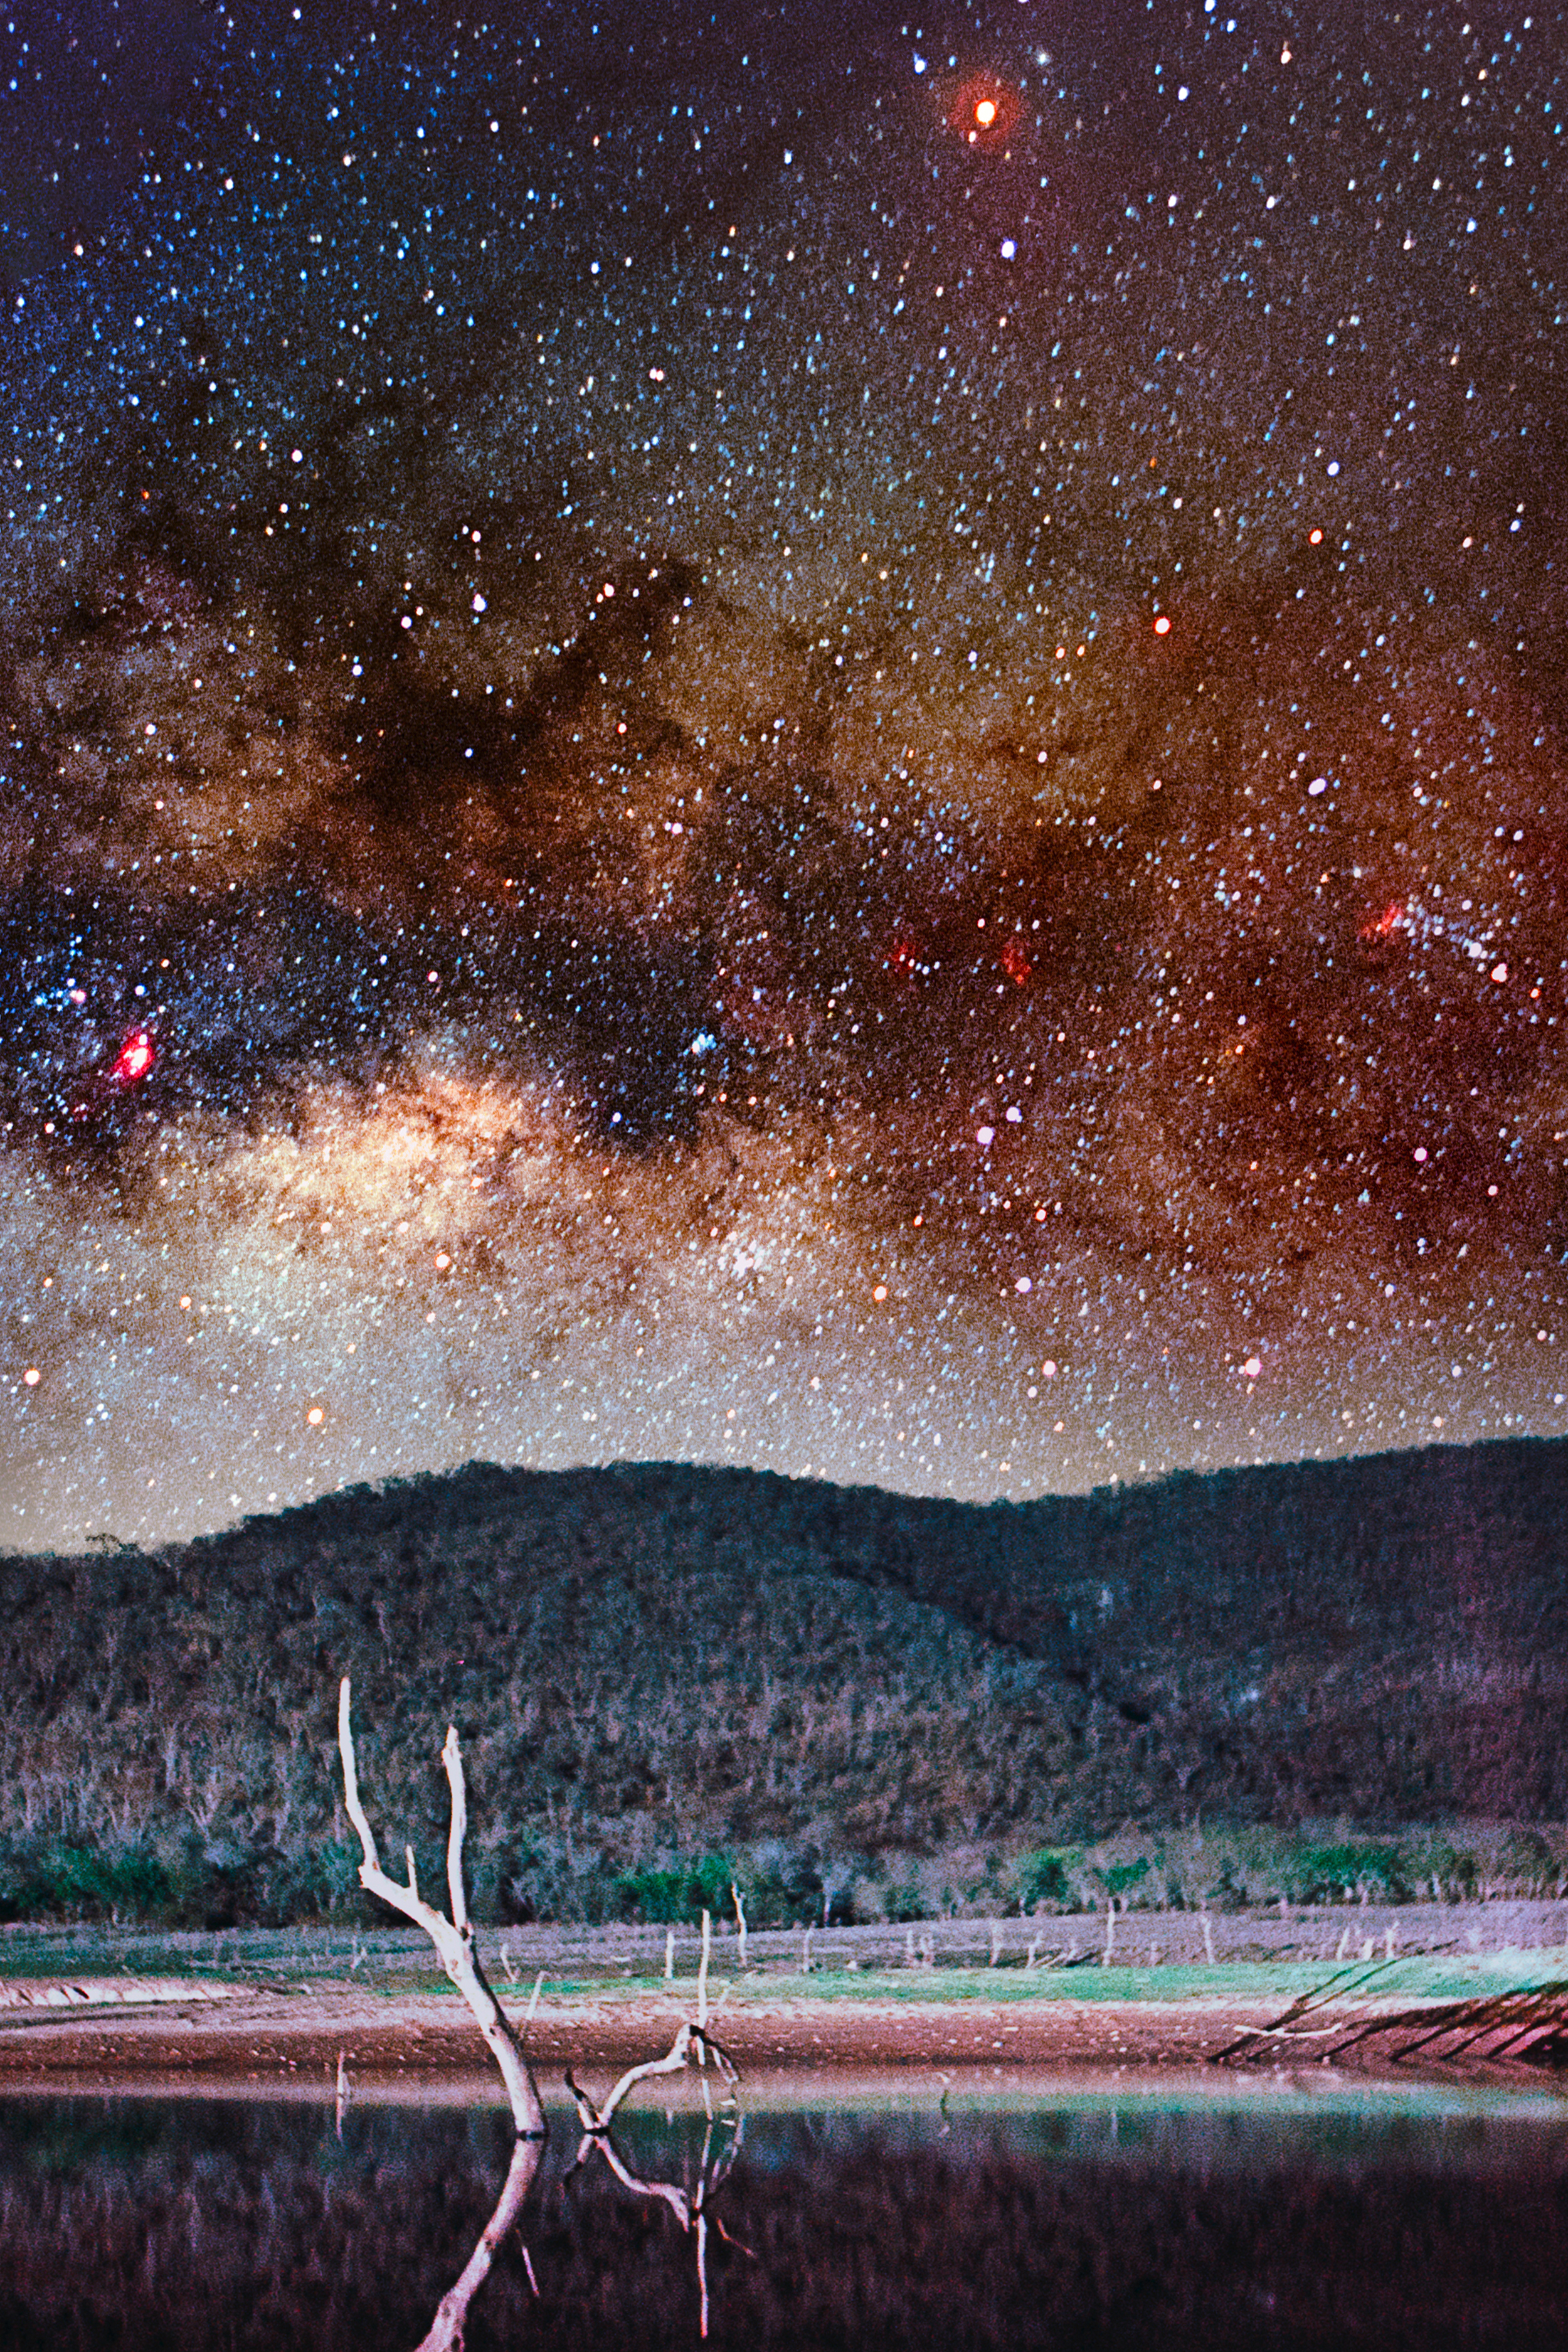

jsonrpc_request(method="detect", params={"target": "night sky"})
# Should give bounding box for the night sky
[1,0,1564,1551]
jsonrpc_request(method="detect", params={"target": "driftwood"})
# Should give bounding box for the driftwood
[337,1677,545,2351]
[562,1907,747,2337]
[1218,1967,1568,2073]
[566,2012,746,2339]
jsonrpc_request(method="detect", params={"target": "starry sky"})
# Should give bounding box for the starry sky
[0,0,1564,1551]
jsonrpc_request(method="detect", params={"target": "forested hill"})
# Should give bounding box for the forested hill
[2,1437,1566,1927]
[183,1433,1568,1721]
[196,1427,1568,1615]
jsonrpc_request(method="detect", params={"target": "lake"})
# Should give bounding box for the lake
[1,2078,1564,2348]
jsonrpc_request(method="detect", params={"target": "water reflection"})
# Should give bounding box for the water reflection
[1,2087,1565,2348]
[565,2021,746,2338]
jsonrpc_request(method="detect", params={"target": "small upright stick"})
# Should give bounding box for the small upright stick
[697,1908,712,2033]
[732,1882,748,1967]
[990,1922,1002,1969]
[335,2048,351,2141]
[665,1927,675,1982]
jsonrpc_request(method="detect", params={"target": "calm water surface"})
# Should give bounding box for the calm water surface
[1,2082,1565,2348]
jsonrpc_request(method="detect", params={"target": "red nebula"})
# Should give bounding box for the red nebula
[1359,901,1407,944]
[1000,936,1032,987]
[111,1030,156,1086]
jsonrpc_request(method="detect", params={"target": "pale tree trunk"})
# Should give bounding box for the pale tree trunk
[337,1678,545,2351]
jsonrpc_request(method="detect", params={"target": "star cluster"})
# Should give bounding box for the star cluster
[0,0,1564,1548]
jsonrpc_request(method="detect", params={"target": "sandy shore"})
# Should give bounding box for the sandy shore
[0,1982,1239,2092]
[1,1977,1562,2099]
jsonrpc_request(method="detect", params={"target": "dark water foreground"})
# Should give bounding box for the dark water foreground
[1,2085,1565,2349]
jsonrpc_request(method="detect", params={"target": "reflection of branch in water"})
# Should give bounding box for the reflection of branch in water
[565,2010,750,2339]
[337,1678,547,2351]
[416,2132,541,2351]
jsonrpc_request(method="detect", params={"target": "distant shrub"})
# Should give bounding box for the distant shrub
[603,1846,839,1929]
[0,1838,174,1925]
[743,1844,827,1927]
[610,1853,736,1925]
[1285,1841,1411,1906]
[1098,1856,1151,1902]
[1431,1844,1480,1898]
[1016,1847,1083,1910]
[252,1840,368,1927]
[1498,1828,1557,1890]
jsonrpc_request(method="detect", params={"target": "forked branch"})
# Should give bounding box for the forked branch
[337,1677,544,2139]
[337,1679,547,2351]
[566,2018,738,2139]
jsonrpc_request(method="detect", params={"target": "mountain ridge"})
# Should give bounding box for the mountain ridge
[2,1434,1564,1926]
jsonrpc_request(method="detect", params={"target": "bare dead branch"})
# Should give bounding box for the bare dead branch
[337,1676,382,1875]
[694,2025,739,2089]
[336,1678,544,2141]
[697,1908,712,2031]
[599,2022,696,2127]
[442,1724,469,1934]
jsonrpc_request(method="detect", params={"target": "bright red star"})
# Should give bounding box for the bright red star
[946,75,1022,141]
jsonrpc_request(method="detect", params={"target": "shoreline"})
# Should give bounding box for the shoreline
[1,1967,1564,2099]
[1,1904,1564,2096]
